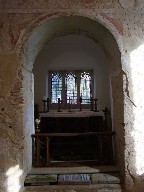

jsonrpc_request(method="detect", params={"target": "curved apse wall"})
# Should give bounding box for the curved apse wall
[33,34,110,111]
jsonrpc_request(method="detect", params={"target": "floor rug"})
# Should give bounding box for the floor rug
[24,174,57,186]
[24,172,122,186]
[58,174,91,185]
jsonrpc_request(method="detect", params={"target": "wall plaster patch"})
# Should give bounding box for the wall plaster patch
[0,0,121,10]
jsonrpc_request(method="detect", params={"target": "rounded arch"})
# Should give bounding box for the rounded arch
[21,14,126,185]
[19,13,123,73]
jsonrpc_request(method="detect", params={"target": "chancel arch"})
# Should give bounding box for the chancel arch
[22,15,127,188]
[1,0,144,190]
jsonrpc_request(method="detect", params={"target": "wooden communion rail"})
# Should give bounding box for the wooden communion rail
[32,131,115,167]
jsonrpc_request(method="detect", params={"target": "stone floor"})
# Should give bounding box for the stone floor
[24,165,123,192]
[24,184,122,192]
[29,165,120,174]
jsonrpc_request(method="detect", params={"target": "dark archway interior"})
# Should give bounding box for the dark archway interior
[24,16,124,174]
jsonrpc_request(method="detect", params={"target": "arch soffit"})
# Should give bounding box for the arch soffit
[21,12,122,73]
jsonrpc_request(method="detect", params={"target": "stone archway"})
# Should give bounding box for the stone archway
[1,1,144,191]
[21,14,127,183]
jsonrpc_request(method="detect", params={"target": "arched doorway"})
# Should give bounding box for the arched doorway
[21,15,125,187]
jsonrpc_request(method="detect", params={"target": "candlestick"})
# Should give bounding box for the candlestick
[79,96,82,111]
[46,98,49,112]
[68,97,71,112]
[94,98,99,112]
[90,97,93,111]
[42,99,46,113]
[57,98,62,112]
[35,119,40,133]
[102,107,108,130]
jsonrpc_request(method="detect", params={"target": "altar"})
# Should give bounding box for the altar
[31,109,115,167]
[39,110,105,133]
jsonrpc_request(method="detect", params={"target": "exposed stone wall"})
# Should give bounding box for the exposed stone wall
[0,59,34,192]
[0,0,144,192]
[0,55,24,191]
[111,71,125,170]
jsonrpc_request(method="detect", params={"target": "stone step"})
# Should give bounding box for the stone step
[24,184,122,192]
[24,166,122,191]
[29,165,120,175]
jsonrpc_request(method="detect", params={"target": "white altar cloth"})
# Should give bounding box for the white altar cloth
[39,110,105,119]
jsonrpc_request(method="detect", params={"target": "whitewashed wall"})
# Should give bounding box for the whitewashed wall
[33,34,110,110]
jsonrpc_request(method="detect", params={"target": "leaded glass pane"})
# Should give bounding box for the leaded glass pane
[65,72,77,104]
[51,73,62,103]
[80,72,92,104]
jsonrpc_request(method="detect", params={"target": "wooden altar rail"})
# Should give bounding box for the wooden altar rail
[31,131,115,167]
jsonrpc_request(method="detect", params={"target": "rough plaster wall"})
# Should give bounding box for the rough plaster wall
[0,53,34,192]
[0,56,34,192]
[0,0,144,192]
[0,54,22,188]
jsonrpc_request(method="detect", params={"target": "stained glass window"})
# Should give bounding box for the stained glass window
[80,72,92,104]
[65,72,77,104]
[51,73,62,103]
[50,70,93,104]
